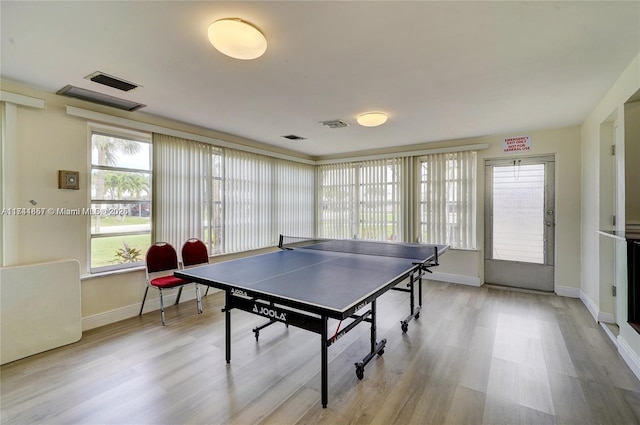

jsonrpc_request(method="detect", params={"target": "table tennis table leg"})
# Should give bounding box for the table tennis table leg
[398,270,425,333]
[321,316,328,408]
[225,290,231,363]
[409,272,416,317]
[370,299,377,354]
[354,300,386,380]
[418,270,423,312]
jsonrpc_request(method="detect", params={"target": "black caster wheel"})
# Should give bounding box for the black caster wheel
[415,312,420,319]
[401,321,409,333]
[355,363,364,380]
[378,349,384,356]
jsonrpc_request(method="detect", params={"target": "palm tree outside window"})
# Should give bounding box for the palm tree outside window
[90,128,152,273]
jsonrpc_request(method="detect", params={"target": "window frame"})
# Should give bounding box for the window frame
[318,159,402,241]
[89,125,152,274]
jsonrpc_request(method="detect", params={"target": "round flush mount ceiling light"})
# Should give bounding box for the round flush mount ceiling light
[207,18,267,60]
[356,112,388,127]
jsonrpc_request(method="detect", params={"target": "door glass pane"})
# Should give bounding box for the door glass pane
[492,164,544,263]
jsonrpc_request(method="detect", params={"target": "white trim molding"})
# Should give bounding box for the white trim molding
[580,289,599,322]
[578,289,617,324]
[618,335,640,382]
[66,106,315,165]
[555,285,581,298]
[599,312,616,324]
[315,143,489,165]
[0,90,45,109]
[82,286,219,331]
[429,271,481,287]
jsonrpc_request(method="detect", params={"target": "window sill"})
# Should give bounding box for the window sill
[81,265,145,281]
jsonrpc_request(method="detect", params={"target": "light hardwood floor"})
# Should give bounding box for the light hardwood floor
[2,280,640,425]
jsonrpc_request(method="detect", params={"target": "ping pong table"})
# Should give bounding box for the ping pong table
[175,235,448,408]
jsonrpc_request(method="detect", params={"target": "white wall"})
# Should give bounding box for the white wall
[581,53,640,378]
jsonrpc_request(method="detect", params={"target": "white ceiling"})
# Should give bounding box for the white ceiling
[2,1,639,158]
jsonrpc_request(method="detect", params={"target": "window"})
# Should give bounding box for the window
[153,133,314,255]
[419,151,476,249]
[90,129,152,272]
[318,159,401,241]
[218,149,316,252]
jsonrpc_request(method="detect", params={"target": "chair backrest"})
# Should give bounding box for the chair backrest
[146,242,179,273]
[181,238,209,267]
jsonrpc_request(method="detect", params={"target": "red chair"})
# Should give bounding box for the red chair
[139,242,202,325]
[181,238,209,267]
[181,238,209,305]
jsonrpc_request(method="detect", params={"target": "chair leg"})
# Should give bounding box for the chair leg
[196,284,203,314]
[139,287,149,315]
[159,288,166,326]
[175,286,183,305]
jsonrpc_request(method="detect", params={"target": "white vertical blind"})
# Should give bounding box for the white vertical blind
[273,159,315,240]
[318,163,357,239]
[419,151,476,249]
[223,149,272,252]
[152,133,212,251]
[359,158,401,240]
[401,156,419,242]
[154,131,478,253]
[153,134,314,255]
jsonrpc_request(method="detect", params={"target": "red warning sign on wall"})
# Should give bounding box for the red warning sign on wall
[503,135,532,153]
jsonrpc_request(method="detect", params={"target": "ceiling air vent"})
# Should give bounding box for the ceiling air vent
[282,134,306,141]
[85,71,140,92]
[319,119,348,129]
[56,85,146,111]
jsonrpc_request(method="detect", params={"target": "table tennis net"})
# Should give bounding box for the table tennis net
[279,235,440,262]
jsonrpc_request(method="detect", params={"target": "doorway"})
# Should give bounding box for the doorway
[485,155,555,291]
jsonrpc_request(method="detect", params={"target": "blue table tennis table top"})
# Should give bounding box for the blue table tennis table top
[176,240,447,317]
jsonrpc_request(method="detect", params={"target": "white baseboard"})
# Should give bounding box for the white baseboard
[82,287,203,331]
[617,335,640,382]
[600,322,618,345]
[555,285,580,298]
[578,289,617,324]
[428,271,481,287]
[598,312,616,324]
[580,289,599,323]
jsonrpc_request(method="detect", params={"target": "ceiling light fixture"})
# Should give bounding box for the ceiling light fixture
[207,18,267,60]
[357,112,388,127]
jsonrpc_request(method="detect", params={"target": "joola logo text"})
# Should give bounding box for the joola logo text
[354,301,367,312]
[252,304,286,321]
[231,288,248,297]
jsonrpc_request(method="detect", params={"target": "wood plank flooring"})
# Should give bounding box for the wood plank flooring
[2,280,640,424]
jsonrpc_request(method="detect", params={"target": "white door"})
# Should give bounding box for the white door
[484,155,555,291]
